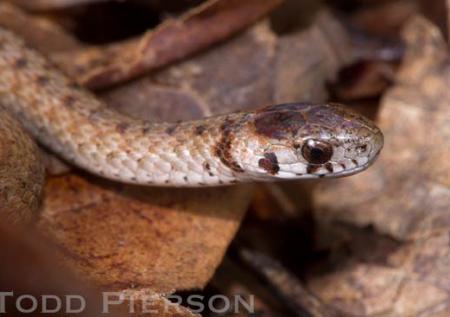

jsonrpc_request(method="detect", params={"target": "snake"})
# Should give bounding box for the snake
[0,27,383,219]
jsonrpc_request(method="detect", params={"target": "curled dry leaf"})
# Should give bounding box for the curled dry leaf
[313,16,450,241]
[103,9,355,116]
[51,0,283,89]
[308,230,450,316]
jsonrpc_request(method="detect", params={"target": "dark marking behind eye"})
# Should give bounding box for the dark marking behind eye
[258,152,279,175]
[214,118,244,173]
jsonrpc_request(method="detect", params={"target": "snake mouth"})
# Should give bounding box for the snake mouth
[322,160,373,178]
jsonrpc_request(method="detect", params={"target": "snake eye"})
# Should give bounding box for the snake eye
[301,139,333,164]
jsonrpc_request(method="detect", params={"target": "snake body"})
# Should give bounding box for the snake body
[0,27,383,189]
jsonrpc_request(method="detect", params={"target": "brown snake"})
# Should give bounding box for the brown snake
[0,27,383,220]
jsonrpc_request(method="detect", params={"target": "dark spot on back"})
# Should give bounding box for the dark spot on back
[325,162,334,173]
[258,152,280,175]
[183,176,188,182]
[69,82,82,90]
[35,75,49,86]
[116,122,130,134]
[352,159,358,165]
[195,125,206,135]
[204,162,211,170]
[14,57,27,69]
[62,94,77,107]
[165,124,177,135]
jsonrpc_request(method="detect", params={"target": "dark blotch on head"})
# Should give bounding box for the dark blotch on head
[258,152,280,175]
[254,104,307,140]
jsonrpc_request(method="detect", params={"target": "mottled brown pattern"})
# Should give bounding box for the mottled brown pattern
[214,118,244,173]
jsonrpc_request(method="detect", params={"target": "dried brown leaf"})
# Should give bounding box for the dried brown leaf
[308,232,450,316]
[38,175,251,293]
[313,16,450,240]
[0,223,197,316]
[0,2,81,53]
[304,15,450,317]
[52,0,282,89]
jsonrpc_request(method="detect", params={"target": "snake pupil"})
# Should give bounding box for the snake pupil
[301,139,333,165]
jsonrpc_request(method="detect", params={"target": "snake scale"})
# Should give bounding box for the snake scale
[0,27,383,220]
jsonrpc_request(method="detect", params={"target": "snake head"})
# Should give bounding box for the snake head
[240,103,383,180]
